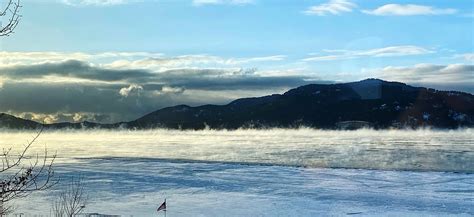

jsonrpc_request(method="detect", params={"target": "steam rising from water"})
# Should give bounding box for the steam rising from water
[1,129,474,216]
[1,128,472,173]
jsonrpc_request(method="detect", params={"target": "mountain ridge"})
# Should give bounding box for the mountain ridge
[1,79,473,130]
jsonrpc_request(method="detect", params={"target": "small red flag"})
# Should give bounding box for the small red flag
[157,199,167,212]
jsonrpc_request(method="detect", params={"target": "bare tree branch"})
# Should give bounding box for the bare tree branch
[0,128,57,215]
[0,0,21,36]
[52,177,88,217]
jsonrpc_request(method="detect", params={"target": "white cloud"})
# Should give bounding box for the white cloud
[193,0,254,6]
[73,113,85,122]
[226,55,286,65]
[0,51,163,66]
[119,84,144,97]
[24,113,61,124]
[365,64,474,84]
[0,51,91,65]
[0,52,283,71]
[155,86,185,95]
[303,46,433,62]
[303,0,356,16]
[105,54,286,71]
[15,112,109,123]
[363,4,457,16]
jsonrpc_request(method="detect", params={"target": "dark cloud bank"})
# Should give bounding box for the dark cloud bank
[0,60,316,123]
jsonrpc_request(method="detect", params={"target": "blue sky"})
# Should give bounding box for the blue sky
[4,0,472,55]
[0,0,473,123]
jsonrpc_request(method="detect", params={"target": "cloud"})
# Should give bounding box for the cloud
[153,68,311,91]
[119,84,144,97]
[303,0,356,16]
[73,113,84,122]
[0,78,311,123]
[0,51,91,64]
[159,86,185,94]
[0,51,163,66]
[0,51,284,73]
[43,114,60,124]
[303,46,433,62]
[193,0,254,6]
[362,4,457,16]
[0,60,155,83]
[0,59,305,89]
[227,55,286,65]
[105,54,286,71]
[364,64,474,85]
[0,58,314,123]
[16,112,113,124]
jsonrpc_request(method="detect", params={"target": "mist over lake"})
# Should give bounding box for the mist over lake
[1,129,473,216]
[3,128,473,172]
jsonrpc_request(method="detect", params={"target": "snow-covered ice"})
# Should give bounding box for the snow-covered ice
[0,129,472,216]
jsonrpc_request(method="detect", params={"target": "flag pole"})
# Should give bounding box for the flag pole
[157,198,167,217]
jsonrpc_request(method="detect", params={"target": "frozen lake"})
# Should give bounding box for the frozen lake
[1,129,473,216]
